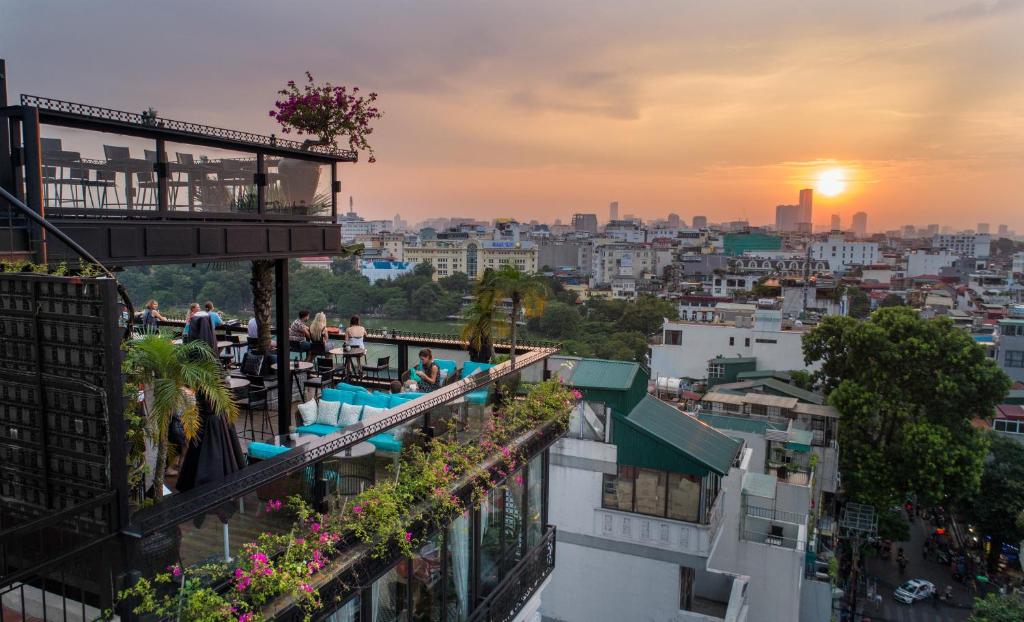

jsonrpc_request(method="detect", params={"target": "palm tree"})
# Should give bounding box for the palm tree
[491,265,550,368]
[124,333,238,500]
[250,259,275,353]
[461,268,499,363]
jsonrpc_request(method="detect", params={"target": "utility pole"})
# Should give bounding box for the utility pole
[840,503,878,622]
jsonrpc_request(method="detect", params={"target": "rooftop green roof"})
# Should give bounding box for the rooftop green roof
[618,395,741,476]
[735,370,793,382]
[566,358,641,391]
[698,412,787,435]
[714,378,825,405]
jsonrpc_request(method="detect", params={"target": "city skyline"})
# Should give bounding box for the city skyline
[4,0,1023,230]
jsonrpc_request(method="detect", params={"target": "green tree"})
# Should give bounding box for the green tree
[969,593,1024,622]
[802,307,1010,512]
[964,434,1024,571]
[788,369,815,391]
[124,334,237,500]
[846,286,870,319]
[878,293,905,308]
[618,295,678,335]
[461,269,499,363]
[491,266,550,367]
[534,301,582,340]
[438,271,471,296]
[751,277,781,298]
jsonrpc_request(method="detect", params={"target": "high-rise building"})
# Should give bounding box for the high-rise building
[692,215,708,229]
[830,214,841,231]
[851,211,868,237]
[978,223,990,235]
[775,204,801,232]
[926,224,939,236]
[799,188,813,225]
[998,224,1009,236]
[609,201,619,221]
[667,213,681,227]
[571,213,598,234]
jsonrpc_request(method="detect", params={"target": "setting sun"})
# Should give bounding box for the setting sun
[816,168,847,197]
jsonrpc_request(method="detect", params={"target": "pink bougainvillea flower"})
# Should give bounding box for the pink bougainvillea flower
[405,532,412,542]
[310,522,322,533]
[353,505,362,514]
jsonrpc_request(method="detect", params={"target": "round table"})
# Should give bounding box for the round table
[337,441,375,459]
[226,376,250,390]
[341,347,366,378]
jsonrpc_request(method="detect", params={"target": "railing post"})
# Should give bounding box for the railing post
[330,162,338,222]
[21,106,45,262]
[256,152,266,216]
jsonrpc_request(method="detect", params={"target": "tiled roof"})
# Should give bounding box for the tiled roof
[624,395,741,476]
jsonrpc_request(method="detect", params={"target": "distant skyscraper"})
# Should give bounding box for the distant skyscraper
[667,213,681,227]
[775,204,801,232]
[609,201,619,221]
[799,189,813,225]
[692,215,707,229]
[998,224,1009,236]
[926,224,939,236]
[571,213,598,234]
[978,223,990,235]
[851,211,868,237]
[830,214,841,231]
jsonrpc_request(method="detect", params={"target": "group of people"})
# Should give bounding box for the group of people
[286,311,367,364]
[140,299,224,335]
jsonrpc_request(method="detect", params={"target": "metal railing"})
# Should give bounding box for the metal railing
[22,94,358,160]
[745,504,807,525]
[468,525,556,622]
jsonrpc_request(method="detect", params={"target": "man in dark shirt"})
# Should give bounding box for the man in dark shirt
[289,310,312,360]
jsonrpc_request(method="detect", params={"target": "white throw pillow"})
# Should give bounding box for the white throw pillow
[316,400,342,427]
[338,403,363,427]
[360,405,388,422]
[297,400,318,426]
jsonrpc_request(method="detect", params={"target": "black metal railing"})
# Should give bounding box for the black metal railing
[468,525,556,622]
[22,95,358,160]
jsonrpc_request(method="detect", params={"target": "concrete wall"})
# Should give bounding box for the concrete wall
[651,322,812,380]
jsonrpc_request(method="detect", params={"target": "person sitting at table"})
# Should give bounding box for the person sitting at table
[181,303,201,336]
[390,380,404,394]
[309,312,330,358]
[344,315,367,375]
[247,316,258,339]
[204,301,223,328]
[289,310,313,360]
[141,299,166,333]
[414,348,442,392]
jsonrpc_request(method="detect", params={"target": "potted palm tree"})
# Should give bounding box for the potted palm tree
[124,333,237,502]
[461,269,498,363]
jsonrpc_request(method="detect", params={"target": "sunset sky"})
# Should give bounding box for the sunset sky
[3,0,1023,231]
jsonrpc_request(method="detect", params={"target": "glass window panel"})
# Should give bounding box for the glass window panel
[268,159,332,217]
[634,468,667,516]
[504,471,525,573]
[602,466,635,512]
[667,472,702,523]
[165,142,257,215]
[527,454,544,548]
[410,532,442,622]
[372,563,408,622]
[445,511,471,622]
[478,485,504,598]
[323,595,360,622]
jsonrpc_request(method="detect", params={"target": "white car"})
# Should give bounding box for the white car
[894,579,935,604]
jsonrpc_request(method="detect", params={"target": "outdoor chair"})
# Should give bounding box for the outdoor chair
[362,356,391,381]
[304,356,338,401]
[240,376,272,441]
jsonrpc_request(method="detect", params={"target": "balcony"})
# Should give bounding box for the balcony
[1,94,360,265]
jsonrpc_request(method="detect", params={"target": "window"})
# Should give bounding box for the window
[603,466,636,513]
[665,329,682,345]
[1006,351,1024,368]
[729,337,735,346]
[667,473,701,523]
[604,466,711,523]
[755,338,778,344]
[744,337,750,347]
[634,468,666,516]
[679,567,695,611]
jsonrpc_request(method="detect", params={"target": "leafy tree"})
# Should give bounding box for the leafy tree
[964,434,1024,571]
[413,262,435,279]
[461,269,499,363]
[846,286,870,319]
[878,293,905,308]
[534,302,582,340]
[803,307,1010,512]
[491,266,550,367]
[438,272,471,296]
[788,369,815,391]
[586,299,629,323]
[124,334,237,501]
[618,295,678,335]
[969,593,1024,622]
[751,276,781,298]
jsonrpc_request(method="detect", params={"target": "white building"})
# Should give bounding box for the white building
[590,242,655,287]
[1012,252,1024,276]
[339,216,392,241]
[358,259,416,283]
[932,233,991,259]
[541,359,831,622]
[651,311,814,380]
[709,273,761,297]
[810,235,880,273]
[906,249,957,278]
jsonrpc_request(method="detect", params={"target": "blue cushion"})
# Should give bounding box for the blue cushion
[295,423,340,436]
[368,433,402,453]
[248,442,292,460]
[410,359,457,376]
[334,382,369,394]
[353,392,389,408]
[462,361,494,378]
[466,389,489,405]
[387,394,411,408]
[325,389,362,403]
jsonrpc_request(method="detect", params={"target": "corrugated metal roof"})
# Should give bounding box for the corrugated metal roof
[697,412,787,435]
[567,358,641,391]
[714,379,825,405]
[702,391,799,409]
[793,403,841,419]
[742,472,777,499]
[623,395,741,476]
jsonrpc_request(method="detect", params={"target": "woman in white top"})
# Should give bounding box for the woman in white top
[344,315,367,375]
